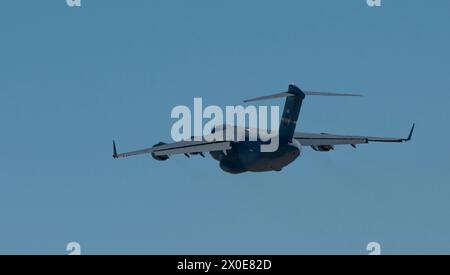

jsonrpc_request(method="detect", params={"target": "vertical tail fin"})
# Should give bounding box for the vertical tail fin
[279,84,305,141]
[244,84,305,141]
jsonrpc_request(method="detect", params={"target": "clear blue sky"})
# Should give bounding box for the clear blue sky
[0,0,449,254]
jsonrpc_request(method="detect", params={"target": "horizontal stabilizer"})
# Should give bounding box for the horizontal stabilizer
[304,91,362,97]
[244,87,361,103]
[244,92,293,103]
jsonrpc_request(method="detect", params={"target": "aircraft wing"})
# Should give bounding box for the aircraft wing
[294,124,415,147]
[112,140,232,159]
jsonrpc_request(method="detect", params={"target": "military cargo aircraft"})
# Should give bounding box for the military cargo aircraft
[113,84,414,174]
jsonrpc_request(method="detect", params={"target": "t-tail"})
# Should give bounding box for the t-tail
[244,84,361,141]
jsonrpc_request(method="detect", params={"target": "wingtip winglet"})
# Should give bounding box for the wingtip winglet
[405,123,415,142]
[113,140,118,158]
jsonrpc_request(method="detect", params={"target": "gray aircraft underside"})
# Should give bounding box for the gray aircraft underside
[113,84,414,174]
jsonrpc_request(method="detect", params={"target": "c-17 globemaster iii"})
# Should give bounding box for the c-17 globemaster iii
[113,84,414,174]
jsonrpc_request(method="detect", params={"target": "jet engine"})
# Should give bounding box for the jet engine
[311,145,334,152]
[151,142,169,161]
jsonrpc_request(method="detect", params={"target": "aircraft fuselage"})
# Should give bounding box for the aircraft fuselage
[210,141,300,174]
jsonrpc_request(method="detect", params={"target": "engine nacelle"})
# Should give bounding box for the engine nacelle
[311,145,334,152]
[151,142,169,161]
